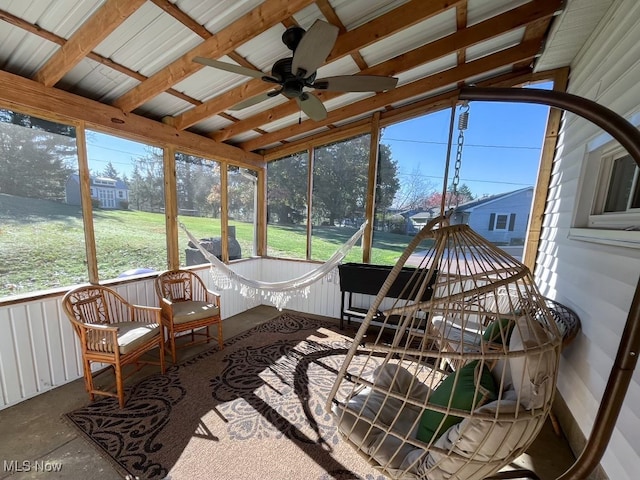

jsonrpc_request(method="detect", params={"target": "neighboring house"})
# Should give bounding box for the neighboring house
[450,187,533,245]
[409,208,437,232]
[65,173,129,209]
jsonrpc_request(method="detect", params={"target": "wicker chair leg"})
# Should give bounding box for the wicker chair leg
[158,339,166,374]
[83,358,95,401]
[217,322,224,349]
[170,335,178,363]
[115,362,125,408]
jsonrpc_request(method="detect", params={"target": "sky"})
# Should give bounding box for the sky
[382,97,551,201]
[85,88,552,203]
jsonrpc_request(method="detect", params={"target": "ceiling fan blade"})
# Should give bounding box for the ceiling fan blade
[313,75,399,92]
[291,20,339,78]
[193,56,269,80]
[296,93,327,121]
[229,92,275,111]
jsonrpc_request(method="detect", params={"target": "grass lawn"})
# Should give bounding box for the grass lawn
[0,194,420,297]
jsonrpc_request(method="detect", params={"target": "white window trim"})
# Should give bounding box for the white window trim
[573,111,640,244]
[569,228,640,249]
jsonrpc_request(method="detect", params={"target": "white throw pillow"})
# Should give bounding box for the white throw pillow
[508,317,558,410]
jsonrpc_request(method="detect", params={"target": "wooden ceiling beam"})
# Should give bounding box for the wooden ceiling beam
[33,0,146,87]
[214,0,559,142]
[169,0,460,131]
[0,70,263,169]
[240,40,541,152]
[149,0,211,39]
[112,0,316,113]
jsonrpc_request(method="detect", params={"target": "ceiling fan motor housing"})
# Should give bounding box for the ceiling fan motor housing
[271,57,316,98]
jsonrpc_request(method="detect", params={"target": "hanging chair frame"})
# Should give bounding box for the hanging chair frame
[450,87,640,480]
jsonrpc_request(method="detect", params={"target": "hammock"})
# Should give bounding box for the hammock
[180,221,367,310]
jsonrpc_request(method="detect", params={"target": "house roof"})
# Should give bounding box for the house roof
[0,0,613,162]
[68,173,127,190]
[454,186,533,212]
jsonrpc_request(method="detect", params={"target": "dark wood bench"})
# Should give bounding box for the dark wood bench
[338,262,436,330]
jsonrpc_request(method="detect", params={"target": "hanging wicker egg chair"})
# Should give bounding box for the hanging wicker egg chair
[327,218,563,480]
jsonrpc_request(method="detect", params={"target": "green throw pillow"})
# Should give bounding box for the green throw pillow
[482,317,515,344]
[416,360,497,444]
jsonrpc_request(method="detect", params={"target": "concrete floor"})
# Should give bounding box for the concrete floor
[0,306,577,479]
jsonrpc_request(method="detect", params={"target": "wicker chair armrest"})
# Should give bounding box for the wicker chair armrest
[82,323,118,332]
[82,323,118,354]
[205,289,221,306]
[131,304,162,324]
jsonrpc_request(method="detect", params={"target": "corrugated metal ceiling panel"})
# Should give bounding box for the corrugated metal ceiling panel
[330,0,411,30]
[133,91,193,118]
[234,24,290,73]
[95,3,201,77]
[57,58,139,103]
[467,0,530,27]
[34,0,104,38]
[359,9,456,67]
[175,56,252,101]
[466,28,525,62]
[0,23,56,77]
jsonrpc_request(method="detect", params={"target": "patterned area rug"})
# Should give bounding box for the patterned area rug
[65,313,386,480]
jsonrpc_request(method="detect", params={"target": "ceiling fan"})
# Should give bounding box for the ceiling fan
[193,20,398,121]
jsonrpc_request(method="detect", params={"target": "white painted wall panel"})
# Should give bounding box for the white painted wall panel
[535,1,640,477]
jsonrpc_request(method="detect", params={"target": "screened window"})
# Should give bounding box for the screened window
[267,151,308,259]
[175,153,222,267]
[0,109,84,298]
[228,166,257,259]
[86,131,166,279]
[311,135,368,262]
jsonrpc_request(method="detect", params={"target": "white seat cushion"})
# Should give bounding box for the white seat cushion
[171,301,219,324]
[89,322,161,355]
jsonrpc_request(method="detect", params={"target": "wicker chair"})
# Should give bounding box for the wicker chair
[155,269,223,363]
[62,285,165,408]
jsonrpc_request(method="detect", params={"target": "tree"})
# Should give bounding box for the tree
[391,164,439,211]
[101,161,120,180]
[128,149,164,212]
[0,110,76,201]
[312,135,400,226]
[228,169,255,222]
[448,182,475,206]
[175,153,222,217]
[267,152,308,224]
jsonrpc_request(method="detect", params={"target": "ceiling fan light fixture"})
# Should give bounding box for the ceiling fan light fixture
[282,26,306,52]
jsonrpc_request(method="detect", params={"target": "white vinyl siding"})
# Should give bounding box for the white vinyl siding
[537,1,640,478]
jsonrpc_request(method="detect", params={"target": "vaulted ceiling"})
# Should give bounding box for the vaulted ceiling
[0,0,605,164]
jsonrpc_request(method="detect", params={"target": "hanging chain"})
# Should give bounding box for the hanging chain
[449,102,469,210]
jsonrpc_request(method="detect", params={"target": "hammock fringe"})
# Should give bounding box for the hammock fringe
[179,221,367,310]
